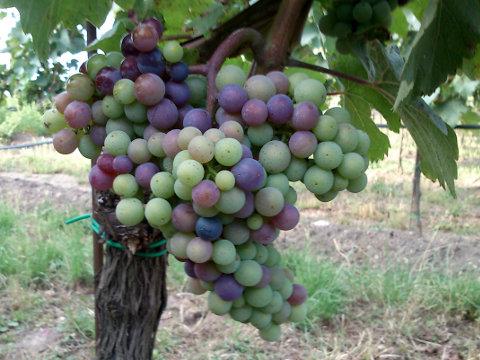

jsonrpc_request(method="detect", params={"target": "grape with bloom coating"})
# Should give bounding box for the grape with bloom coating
[212,240,236,266]
[337,152,365,179]
[113,155,133,174]
[219,121,244,142]
[247,123,273,147]
[214,275,244,301]
[218,84,248,113]
[178,127,202,150]
[255,187,284,217]
[272,204,300,231]
[288,131,317,158]
[216,187,246,214]
[188,136,215,163]
[171,203,197,232]
[267,94,294,125]
[183,108,211,132]
[241,99,268,126]
[266,71,289,94]
[231,158,265,191]
[334,123,359,153]
[186,237,213,263]
[313,115,338,141]
[134,162,160,189]
[314,141,343,170]
[147,98,178,130]
[64,101,91,129]
[234,260,262,287]
[134,73,165,106]
[244,75,276,102]
[259,140,291,174]
[53,128,79,154]
[128,138,151,164]
[67,73,95,101]
[292,101,319,130]
[294,78,326,107]
[192,180,220,208]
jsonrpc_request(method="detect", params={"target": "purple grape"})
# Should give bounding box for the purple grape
[215,108,243,126]
[132,23,159,52]
[192,180,220,208]
[165,81,190,107]
[231,158,265,191]
[89,165,114,191]
[113,155,134,174]
[254,266,272,288]
[96,153,115,174]
[241,99,268,126]
[172,203,198,232]
[194,262,221,282]
[143,125,158,140]
[288,131,317,158]
[52,128,78,154]
[162,129,181,157]
[251,223,277,245]
[54,91,72,114]
[120,56,141,81]
[121,34,139,56]
[143,17,164,38]
[177,104,193,127]
[184,260,197,278]
[195,217,223,241]
[214,275,244,301]
[287,284,307,305]
[90,125,107,146]
[241,144,253,159]
[233,191,254,219]
[168,62,189,82]
[134,162,160,189]
[134,73,165,106]
[292,101,319,130]
[183,109,212,133]
[218,84,248,113]
[64,101,91,129]
[95,67,122,96]
[267,94,294,125]
[266,71,289,94]
[219,121,243,142]
[147,98,178,130]
[137,48,165,76]
[79,61,87,74]
[271,204,300,231]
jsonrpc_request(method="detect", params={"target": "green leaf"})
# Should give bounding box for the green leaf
[395,0,480,107]
[461,110,480,125]
[0,0,112,60]
[433,99,469,127]
[87,18,134,52]
[114,0,135,9]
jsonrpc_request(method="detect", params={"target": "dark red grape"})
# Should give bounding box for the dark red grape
[132,23,159,53]
[287,284,307,305]
[95,67,122,96]
[184,260,197,278]
[271,204,300,231]
[143,17,164,38]
[64,100,91,129]
[194,262,221,282]
[89,164,114,191]
[96,153,115,174]
[121,33,139,56]
[120,56,141,81]
[134,73,165,106]
[52,128,78,154]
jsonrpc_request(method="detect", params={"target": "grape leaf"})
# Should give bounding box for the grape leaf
[87,18,134,53]
[0,0,112,60]
[395,0,480,108]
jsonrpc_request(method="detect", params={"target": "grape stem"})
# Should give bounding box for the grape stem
[189,64,209,75]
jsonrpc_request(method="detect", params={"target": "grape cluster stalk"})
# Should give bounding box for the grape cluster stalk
[43,15,371,342]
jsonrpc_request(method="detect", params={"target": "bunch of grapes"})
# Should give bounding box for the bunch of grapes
[42,14,372,342]
[318,0,410,54]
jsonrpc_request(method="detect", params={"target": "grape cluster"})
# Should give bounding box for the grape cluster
[43,14,372,342]
[318,0,409,54]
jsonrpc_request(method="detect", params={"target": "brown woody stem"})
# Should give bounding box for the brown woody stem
[189,64,209,75]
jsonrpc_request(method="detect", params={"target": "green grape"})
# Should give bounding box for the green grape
[313,115,338,141]
[208,292,232,315]
[215,64,247,90]
[188,135,215,164]
[285,157,308,182]
[115,198,144,226]
[102,95,124,119]
[113,174,139,197]
[249,310,272,329]
[254,243,269,264]
[334,123,359,153]
[186,278,207,295]
[314,141,344,170]
[128,138,151,164]
[163,41,183,63]
[234,260,262,286]
[285,186,298,205]
[264,245,281,267]
[43,109,66,134]
[66,73,95,101]
[215,170,235,191]
[332,174,349,191]
[178,127,202,150]
[133,123,147,137]
[355,130,371,156]
[363,156,370,172]
[163,157,173,173]
[373,1,392,27]
[151,172,175,199]
[347,173,368,193]
[261,291,283,314]
[294,79,327,107]
[269,267,286,291]
[247,123,274,147]
[353,2,373,23]
[193,203,219,217]
[279,280,293,300]
[113,79,136,105]
[337,152,365,179]
[145,198,172,227]
[288,303,307,323]
[325,107,352,124]
[315,190,339,202]
[333,22,352,39]
[214,138,242,166]
[388,0,398,10]
[237,241,257,260]
[336,3,353,21]
[259,140,291,174]
[336,38,353,55]
[157,222,176,239]
[87,54,107,79]
[288,73,308,95]
[318,13,337,36]
[78,135,101,159]
[216,187,246,214]
[124,102,147,123]
[167,232,192,260]
[255,187,285,217]
[200,280,214,291]
[245,286,273,308]
[212,239,236,265]
[173,150,192,178]
[247,214,263,230]
[259,323,281,342]
[147,132,166,158]
[303,166,334,195]
[232,296,245,308]
[177,159,205,187]
[186,76,207,107]
[218,213,234,225]
[106,51,123,68]
[174,179,193,201]
[223,221,250,245]
[272,302,291,324]
[244,75,277,102]
[266,174,290,196]
[217,256,241,274]
[106,118,135,138]
[230,306,252,323]
[104,130,131,156]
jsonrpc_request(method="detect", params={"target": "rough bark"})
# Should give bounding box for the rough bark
[410,149,422,235]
